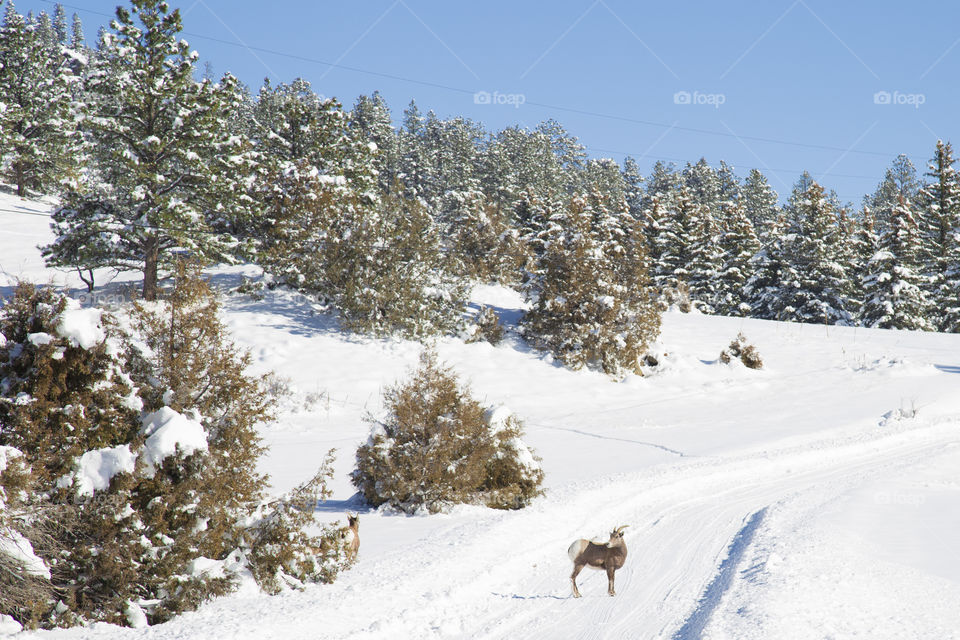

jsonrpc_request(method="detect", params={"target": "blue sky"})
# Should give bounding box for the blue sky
[15,0,960,205]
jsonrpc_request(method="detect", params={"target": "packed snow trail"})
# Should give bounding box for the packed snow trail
[672,508,767,640]
[26,416,956,640]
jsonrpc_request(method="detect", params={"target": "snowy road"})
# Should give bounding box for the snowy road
[44,414,951,640]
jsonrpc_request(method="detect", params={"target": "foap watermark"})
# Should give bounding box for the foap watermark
[73,290,134,308]
[873,90,925,108]
[874,491,925,507]
[673,90,726,108]
[473,90,526,109]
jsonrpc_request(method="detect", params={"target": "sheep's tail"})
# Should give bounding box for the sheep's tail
[568,539,587,562]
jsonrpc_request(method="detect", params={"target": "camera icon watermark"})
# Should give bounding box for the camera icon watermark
[673,90,725,109]
[873,90,925,108]
[473,90,526,109]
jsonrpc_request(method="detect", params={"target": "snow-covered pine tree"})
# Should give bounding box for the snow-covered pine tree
[683,158,722,214]
[717,160,742,205]
[741,168,779,231]
[861,198,934,330]
[43,0,257,300]
[848,206,880,323]
[52,3,67,44]
[395,100,432,198]
[0,1,84,196]
[918,140,960,330]
[744,209,790,320]
[70,12,84,49]
[522,188,660,376]
[421,112,485,214]
[583,157,628,204]
[621,155,645,220]
[714,198,760,316]
[350,91,399,193]
[479,121,584,212]
[32,10,56,52]
[777,177,853,325]
[648,185,700,294]
[680,190,724,314]
[864,154,920,236]
[513,185,561,260]
[253,77,374,194]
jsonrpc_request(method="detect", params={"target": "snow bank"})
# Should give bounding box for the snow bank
[57,444,136,496]
[0,529,50,580]
[0,447,25,509]
[124,601,148,629]
[56,302,105,349]
[140,407,209,474]
[0,446,21,474]
[0,614,22,636]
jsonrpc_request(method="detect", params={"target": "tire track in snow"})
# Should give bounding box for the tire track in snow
[672,508,767,639]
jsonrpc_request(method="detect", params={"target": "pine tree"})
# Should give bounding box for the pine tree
[918,140,960,330]
[861,198,934,330]
[848,207,881,323]
[52,3,67,44]
[683,158,721,214]
[253,78,374,192]
[744,210,790,320]
[0,1,83,196]
[351,91,399,193]
[583,157,627,203]
[680,192,723,313]
[69,13,84,49]
[621,155,645,220]
[43,0,257,300]
[522,189,660,376]
[864,154,920,236]
[648,185,701,295]
[777,178,853,324]
[741,168,779,230]
[714,198,760,316]
[717,160,741,205]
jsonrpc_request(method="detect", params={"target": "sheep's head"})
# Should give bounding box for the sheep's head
[609,525,628,544]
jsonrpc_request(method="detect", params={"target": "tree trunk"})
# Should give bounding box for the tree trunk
[143,234,159,301]
[14,161,26,198]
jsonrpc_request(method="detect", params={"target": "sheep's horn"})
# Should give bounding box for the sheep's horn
[615,525,629,534]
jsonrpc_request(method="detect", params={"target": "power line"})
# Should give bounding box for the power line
[38,0,930,165]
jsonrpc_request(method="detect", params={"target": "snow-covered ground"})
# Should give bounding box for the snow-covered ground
[2,190,960,639]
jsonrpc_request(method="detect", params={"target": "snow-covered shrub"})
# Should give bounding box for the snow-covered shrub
[719,332,763,369]
[659,282,695,313]
[0,274,348,629]
[260,166,468,339]
[522,190,661,377]
[351,352,543,513]
[465,306,504,345]
[442,189,530,285]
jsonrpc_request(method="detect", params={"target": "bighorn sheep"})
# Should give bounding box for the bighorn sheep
[342,513,359,562]
[568,525,628,597]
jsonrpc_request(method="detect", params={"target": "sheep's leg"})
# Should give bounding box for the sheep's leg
[606,566,616,596]
[570,563,585,598]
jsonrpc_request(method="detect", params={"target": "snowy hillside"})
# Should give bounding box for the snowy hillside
[3,191,960,639]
